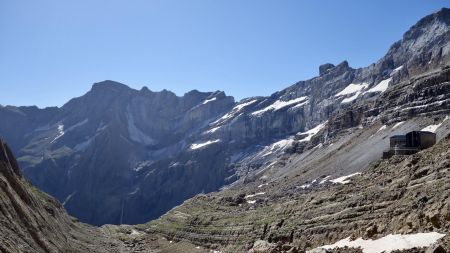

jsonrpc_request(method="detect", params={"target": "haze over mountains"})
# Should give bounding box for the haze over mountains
[0,8,449,229]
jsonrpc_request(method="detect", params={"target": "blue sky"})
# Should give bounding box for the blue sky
[0,1,448,107]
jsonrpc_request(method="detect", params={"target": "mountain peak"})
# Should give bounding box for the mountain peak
[91,80,132,93]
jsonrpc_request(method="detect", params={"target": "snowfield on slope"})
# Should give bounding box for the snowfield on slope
[422,116,448,133]
[335,83,368,97]
[251,97,308,116]
[202,97,217,104]
[190,139,221,150]
[50,124,65,143]
[313,232,446,253]
[330,172,361,184]
[365,77,392,93]
[297,122,327,142]
[211,99,258,125]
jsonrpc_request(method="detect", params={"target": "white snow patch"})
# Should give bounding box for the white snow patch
[269,139,294,151]
[190,139,220,150]
[390,65,404,76]
[421,116,448,133]
[244,192,265,199]
[251,97,308,116]
[260,138,294,157]
[316,232,445,253]
[291,100,309,109]
[234,99,258,111]
[319,176,331,184]
[205,126,222,134]
[50,125,65,143]
[365,78,392,93]
[392,121,404,129]
[212,99,258,124]
[335,83,368,97]
[130,229,142,236]
[299,184,311,189]
[247,200,256,204]
[341,92,361,103]
[297,122,327,142]
[376,125,387,133]
[330,172,361,184]
[258,183,268,188]
[203,97,217,105]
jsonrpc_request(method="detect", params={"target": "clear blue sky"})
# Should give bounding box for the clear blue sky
[0,0,448,107]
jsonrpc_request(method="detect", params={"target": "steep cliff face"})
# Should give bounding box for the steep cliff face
[0,139,121,253]
[0,81,235,226]
[0,8,449,227]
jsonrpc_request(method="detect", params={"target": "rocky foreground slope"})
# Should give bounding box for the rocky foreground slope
[0,139,122,252]
[143,132,450,253]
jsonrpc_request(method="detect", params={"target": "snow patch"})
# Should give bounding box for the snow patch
[366,78,392,93]
[247,200,256,204]
[390,65,404,76]
[319,176,331,184]
[244,192,265,198]
[251,97,308,116]
[341,92,361,103]
[376,125,387,133]
[190,139,220,150]
[130,229,142,236]
[392,121,404,129]
[315,232,445,253]
[335,83,368,97]
[203,97,217,105]
[205,126,222,134]
[330,172,361,184]
[212,99,257,124]
[260,138,294,157]
[50,125,65,143]
[421,116,448,133]
[297,122,327,142]
[299,184,311,189]
[233,99,258,112]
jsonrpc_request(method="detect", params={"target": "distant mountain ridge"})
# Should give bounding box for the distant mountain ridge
[0,7,449,226]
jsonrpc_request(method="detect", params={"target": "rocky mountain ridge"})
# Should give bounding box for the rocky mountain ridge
[0,8,448,227]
